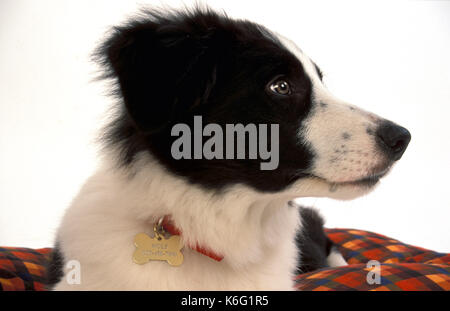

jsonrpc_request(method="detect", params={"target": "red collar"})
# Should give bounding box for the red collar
[161,216,224,262]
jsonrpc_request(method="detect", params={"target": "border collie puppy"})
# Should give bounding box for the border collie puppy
[48,8,410,290]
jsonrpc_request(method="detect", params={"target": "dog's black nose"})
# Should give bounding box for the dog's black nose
[376,121,411,161]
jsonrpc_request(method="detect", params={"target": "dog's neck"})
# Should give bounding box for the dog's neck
[101,152,301,268]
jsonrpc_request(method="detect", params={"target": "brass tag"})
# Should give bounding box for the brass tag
[133,232,184,266]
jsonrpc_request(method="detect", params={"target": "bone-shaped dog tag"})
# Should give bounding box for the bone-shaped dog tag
[133,232,184,266]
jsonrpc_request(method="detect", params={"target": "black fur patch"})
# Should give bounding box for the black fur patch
[45,243,64,290]
[95,8,316,192]
[45,242,64,289]
[295,206,333,273]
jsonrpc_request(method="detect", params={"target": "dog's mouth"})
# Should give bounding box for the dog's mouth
[309,166,392,191]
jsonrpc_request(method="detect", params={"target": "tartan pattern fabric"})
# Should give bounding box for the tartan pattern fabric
[0,229,448,290]
[295,262,450,291]
[0,247,51,291]
[295,229,450,291]
[325,228,450,265]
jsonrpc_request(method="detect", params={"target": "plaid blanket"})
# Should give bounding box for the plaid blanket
[0,247,50,291]
[1,229,449,291]
[295,229,450,290]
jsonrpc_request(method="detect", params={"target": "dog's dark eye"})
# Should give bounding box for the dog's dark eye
[269,80,291,95]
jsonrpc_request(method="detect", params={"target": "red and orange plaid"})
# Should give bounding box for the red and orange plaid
[0,247,51,291]
[1,229,449,290]
[295,229,450,290]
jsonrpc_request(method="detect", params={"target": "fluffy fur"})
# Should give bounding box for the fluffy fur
[49,7,410,290]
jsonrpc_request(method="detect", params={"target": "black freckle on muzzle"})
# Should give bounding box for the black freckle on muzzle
[375,121,411,161]
[342,132,351,140]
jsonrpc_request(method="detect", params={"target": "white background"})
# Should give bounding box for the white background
[1,0,449,252]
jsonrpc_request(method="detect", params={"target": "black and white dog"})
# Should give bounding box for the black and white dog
[48,8,411,290]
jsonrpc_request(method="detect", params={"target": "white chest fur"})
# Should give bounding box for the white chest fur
[53,155,301,290]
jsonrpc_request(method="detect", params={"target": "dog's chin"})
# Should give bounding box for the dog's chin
[321,176,381,200]
[289,170,390,201]
[315,165,393,200]
[331,173,383,188]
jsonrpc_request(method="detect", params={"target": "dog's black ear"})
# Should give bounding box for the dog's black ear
[100,14,219,133]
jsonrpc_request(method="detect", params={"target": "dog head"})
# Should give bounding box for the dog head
[98,8,410,200]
